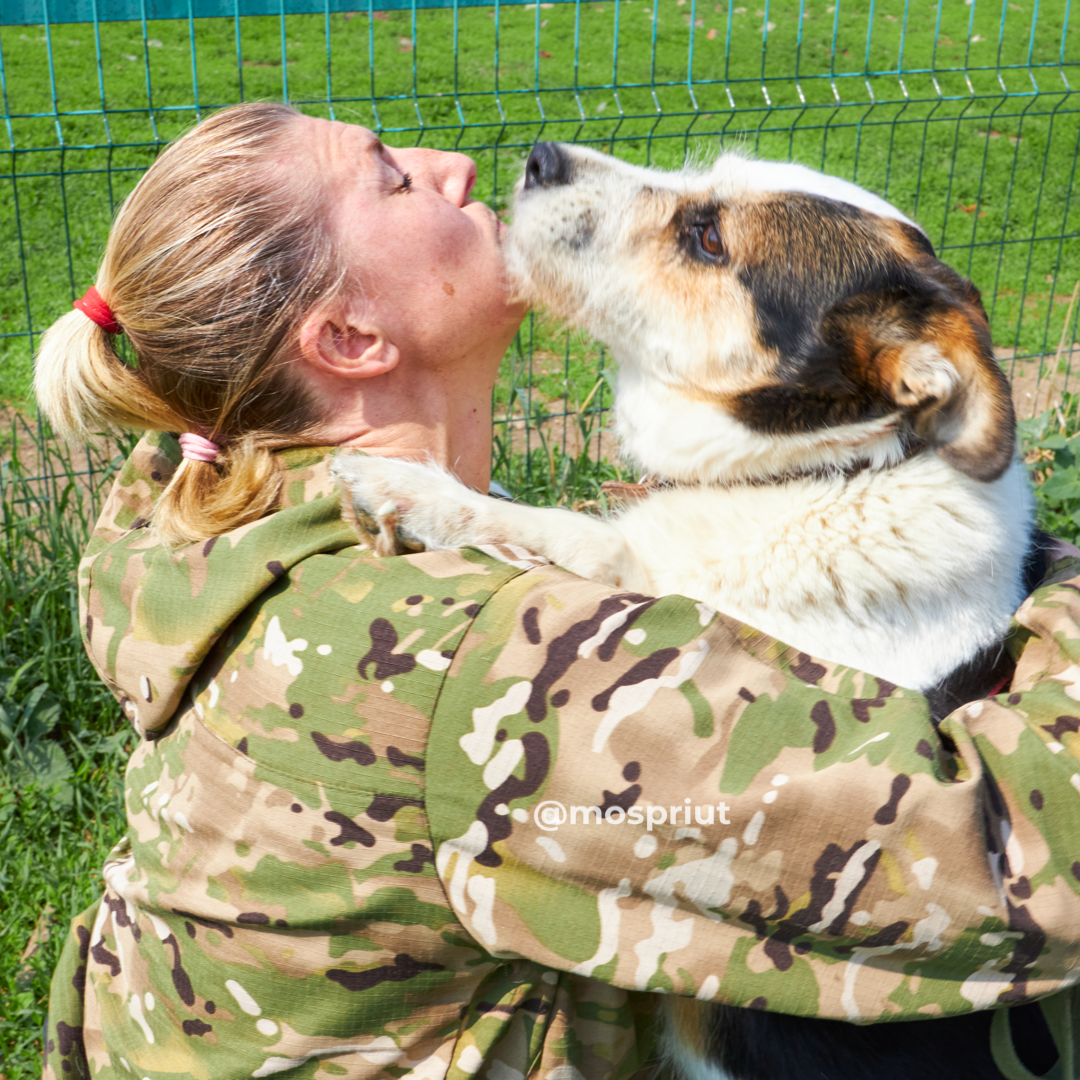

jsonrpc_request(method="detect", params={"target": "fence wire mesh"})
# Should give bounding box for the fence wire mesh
[1,0,1078,491]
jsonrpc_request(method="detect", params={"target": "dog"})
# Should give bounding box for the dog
[331,143,1056,1079]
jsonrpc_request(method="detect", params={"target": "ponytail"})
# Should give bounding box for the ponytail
[34,308,184,441]
[33,102,348,545]
[153,438,283,547]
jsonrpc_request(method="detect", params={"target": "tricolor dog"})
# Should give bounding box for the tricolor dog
[332,143,1051,1079]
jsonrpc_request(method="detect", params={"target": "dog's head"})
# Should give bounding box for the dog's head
[507,143,1014,485]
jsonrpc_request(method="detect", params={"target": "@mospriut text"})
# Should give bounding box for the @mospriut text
[532,800,732,833]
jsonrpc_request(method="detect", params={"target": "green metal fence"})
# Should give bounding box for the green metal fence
[1,0,1078,475]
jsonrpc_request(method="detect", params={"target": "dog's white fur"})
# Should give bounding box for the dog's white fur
[332,147,1032,695]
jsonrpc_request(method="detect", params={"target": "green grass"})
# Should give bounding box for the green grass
[0,418,135,1077]
[2,0,1079,409]
[1019,394,1080,541]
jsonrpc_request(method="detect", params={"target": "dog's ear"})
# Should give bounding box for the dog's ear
[826,280,1015,482]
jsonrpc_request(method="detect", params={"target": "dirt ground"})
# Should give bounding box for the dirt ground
[0,406,127,513]
[1000,345,1080,421]
[495,408,619,463]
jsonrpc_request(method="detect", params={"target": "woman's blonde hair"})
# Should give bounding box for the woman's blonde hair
[35,102,348,545]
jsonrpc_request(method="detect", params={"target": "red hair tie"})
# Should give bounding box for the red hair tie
[73,286,122,335]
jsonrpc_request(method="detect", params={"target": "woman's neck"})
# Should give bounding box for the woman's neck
[320,364,496,492]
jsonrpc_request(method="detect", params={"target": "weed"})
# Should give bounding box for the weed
[0,418,135,1076]
[1020,394,1080,547]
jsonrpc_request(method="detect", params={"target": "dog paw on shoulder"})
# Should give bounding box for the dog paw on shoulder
[330,453,427,556]
[330,453,482,556]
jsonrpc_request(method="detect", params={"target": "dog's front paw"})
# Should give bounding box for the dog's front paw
[330,453,482,557]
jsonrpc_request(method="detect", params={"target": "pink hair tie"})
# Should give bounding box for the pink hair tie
[179,433,222,464]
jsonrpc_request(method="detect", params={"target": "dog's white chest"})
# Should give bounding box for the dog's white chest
[610,456,1033,692]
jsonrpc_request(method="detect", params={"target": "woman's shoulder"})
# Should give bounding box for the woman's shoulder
[79,439,554,741]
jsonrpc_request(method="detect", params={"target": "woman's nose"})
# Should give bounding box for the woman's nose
[397,147,477,205]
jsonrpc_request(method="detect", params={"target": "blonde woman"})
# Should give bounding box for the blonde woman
[37,103,1079,1080]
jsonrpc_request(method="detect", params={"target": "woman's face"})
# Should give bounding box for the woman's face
[299,116,525,375]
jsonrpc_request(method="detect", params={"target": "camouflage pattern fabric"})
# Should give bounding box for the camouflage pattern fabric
[44,431,1080,1080]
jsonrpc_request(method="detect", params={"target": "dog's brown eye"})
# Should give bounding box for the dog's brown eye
[700,223,721,257]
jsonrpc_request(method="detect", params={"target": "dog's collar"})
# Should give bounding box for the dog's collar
[600,458,883,504]
[601,431,928,504]
[599,477,671,503]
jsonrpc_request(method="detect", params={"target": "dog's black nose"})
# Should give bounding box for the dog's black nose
[524,142,572,189]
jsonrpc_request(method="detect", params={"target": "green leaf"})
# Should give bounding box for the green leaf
[6,740,74,806]
[1038,466,1080,503]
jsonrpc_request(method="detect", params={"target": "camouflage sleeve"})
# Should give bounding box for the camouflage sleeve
[426,560,1080,1024]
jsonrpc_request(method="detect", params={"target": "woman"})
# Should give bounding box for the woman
[37,103,1080,1080]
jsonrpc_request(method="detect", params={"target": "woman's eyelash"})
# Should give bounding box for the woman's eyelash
[398,172,413,193]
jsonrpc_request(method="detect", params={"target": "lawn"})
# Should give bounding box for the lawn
[2,0,1079,413]
[0,420,136,1074]
[1,1,1079,1074]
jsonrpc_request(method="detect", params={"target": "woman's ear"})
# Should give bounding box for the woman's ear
[298,303,401,380]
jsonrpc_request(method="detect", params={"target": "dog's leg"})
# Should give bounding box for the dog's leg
[331,454,650,590]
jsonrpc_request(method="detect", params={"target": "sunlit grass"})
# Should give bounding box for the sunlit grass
[2,0,1078,406]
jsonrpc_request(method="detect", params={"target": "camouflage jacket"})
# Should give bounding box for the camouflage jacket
[45,432,1080,1080]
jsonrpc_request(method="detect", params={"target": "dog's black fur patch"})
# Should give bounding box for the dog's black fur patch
[706,997,1056,1080]
[696,193,1017,482]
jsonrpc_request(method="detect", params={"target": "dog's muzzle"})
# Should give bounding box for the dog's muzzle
[524,142,573,189]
